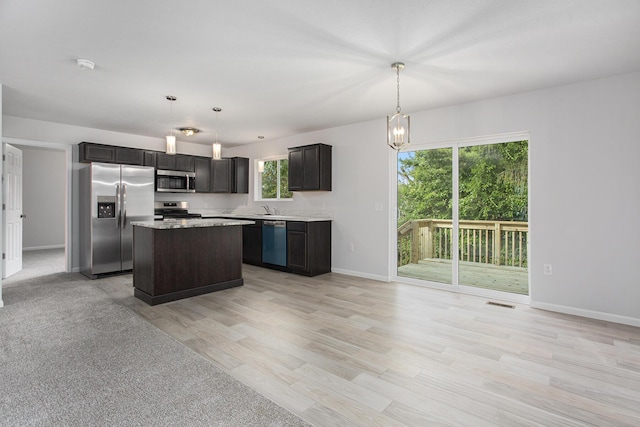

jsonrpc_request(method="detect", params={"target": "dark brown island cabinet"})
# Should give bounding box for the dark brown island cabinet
[132,220,252,305]
[288,143,332,191]
[287,221,331,276]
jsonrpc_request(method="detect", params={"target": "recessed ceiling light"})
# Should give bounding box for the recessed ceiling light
[76,58,95,70]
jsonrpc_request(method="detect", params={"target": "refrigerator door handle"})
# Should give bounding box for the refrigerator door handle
[122,183,127,227]
[115,183,121,228]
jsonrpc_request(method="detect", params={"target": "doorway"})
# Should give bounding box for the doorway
[2,139,70,281]
[395,133,529,302]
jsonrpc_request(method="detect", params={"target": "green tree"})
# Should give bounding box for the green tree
[398,147,452,225]
[398,141,527,225]
[262,159,292,199]
[262,160,278,199]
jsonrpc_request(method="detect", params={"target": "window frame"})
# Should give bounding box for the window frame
[254,156,293,201]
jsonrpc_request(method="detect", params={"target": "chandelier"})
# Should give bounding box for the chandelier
[387,62,410,150]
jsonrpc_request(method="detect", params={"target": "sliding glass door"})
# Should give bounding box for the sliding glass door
[396,137,529,297]
[397,148,454,285]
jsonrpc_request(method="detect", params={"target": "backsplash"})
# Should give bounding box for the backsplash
[193,206,333,219]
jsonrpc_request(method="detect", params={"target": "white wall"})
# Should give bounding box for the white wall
[409,73,640,325]
[224,121,391,281]
[13,145,65,249]
[3,72,639,325]
[224,72,640,325]
[0,84,4,307]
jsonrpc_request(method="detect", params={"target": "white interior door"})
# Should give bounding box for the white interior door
[3,143,24,278]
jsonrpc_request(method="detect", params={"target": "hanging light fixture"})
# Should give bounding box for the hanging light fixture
[178,127,200,136]
[212,107,222,160]
[387,62,410,150]
[165,95,177,155]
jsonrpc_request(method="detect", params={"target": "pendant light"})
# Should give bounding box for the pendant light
[212,107,222,160]
[387,62,410,150]
[165,95,177,155]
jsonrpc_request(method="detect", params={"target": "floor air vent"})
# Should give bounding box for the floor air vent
[486,301,515,309]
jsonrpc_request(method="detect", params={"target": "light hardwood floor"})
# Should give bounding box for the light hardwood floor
[99,266,640,426]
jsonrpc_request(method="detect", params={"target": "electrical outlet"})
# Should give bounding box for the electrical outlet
[348,242,354,252]
[544,264,552,275]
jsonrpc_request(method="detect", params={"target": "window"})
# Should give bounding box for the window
[257,158,293,200]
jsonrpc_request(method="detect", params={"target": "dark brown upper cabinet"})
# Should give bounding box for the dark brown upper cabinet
[211,159,231,193]
[288,143,332,191]
[194,157,212,193]
[79,142,144,166]
[230,157,249,194]
[156,153,195,172]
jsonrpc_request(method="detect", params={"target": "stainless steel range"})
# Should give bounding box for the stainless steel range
[154,201,202,220]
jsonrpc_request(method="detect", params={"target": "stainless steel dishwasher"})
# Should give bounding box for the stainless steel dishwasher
[262,220,287,266]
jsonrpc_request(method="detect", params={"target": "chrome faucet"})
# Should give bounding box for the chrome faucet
[262,205,271,215]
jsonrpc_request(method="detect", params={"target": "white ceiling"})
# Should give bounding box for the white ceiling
[1,0,639,147]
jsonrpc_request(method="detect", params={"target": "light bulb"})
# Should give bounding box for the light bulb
[212,142,221,160]
[393,125,405,143]
[166,135,176,155]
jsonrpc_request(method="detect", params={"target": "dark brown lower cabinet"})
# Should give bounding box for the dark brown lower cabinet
[242,220,262,265]
[286,221,331,276]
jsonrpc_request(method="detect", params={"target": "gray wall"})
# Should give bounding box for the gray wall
[14,145,65,249]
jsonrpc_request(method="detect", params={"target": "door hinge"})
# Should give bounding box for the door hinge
[2,204,5,210]
[2,154,5,161]
[2,253,5,260]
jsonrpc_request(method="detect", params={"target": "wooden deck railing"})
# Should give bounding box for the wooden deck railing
[398,219,528,268]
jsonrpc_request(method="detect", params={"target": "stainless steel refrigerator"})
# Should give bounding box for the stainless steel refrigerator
[80,162,154,278]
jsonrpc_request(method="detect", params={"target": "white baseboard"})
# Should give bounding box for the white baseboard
[331,268,389,283]
[24,245,64,251]
[530,301,640,328]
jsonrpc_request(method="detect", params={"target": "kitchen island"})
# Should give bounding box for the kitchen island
[131,218,253,305]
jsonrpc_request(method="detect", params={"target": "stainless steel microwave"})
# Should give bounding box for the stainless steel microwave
[155,170,196,193]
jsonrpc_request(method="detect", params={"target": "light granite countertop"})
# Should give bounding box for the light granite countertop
[132,218,254,229]
[194,212,333,222]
